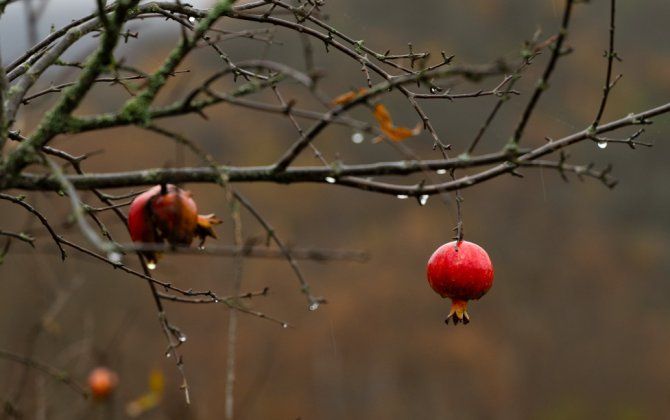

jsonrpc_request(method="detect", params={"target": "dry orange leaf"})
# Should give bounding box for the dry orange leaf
[125,369,165,418]
[373,103,422,142]
[332,88,368,106]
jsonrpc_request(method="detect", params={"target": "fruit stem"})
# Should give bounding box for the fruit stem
[445,299,470,325]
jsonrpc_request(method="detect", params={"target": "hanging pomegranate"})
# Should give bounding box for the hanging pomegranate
[127,184,221,267]
[427,240,494,325]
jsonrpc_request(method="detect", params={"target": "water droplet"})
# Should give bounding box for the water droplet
[430,86,442,94]
[147,261,157,270]
[188,16,196,23]
[166,351,172,358]
[325,177,336,184]
[597,141,608,149]
[178,335,187,343]
[351,132,364,144]
[281,323,288,329]
[436,169,447,175]
[396,194,409,200]
[309,302,320,311]
[419,195,429,206]
[198,245,205,251]
[107,252,122,264]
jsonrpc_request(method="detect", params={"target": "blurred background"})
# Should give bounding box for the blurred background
[1,0,669,418]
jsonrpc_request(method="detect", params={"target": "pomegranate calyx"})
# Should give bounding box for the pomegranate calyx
[195,214,223,246]
[445,299,470,325]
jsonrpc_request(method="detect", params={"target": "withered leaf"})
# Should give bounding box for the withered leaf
[332,87,368,106]
[373,103,422,142]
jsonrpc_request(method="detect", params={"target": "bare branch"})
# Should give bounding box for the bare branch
[0,349,88,398]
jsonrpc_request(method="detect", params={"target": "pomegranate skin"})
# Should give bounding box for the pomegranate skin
[127,185,221,266]
[128,185,162,245]
[150,186,198,245]
[427,240,494,324]
[88,367,118,400]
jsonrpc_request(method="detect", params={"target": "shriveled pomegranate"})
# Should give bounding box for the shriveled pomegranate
[88,367,119,400]
[427,240,494,325]
[128,184,221,267]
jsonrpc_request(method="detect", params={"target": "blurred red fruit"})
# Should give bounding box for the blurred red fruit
[128,185,221,266]
[427,240,494,325]
[88,367,118,400]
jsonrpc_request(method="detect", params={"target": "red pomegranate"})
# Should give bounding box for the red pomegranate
[427,240,494,325]
[88,367,119,400]
[128,184,221,267]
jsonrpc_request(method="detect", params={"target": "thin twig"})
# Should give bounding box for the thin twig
[0,349,88,398]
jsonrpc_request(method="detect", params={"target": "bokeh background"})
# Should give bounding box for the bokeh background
[1,1,670,419]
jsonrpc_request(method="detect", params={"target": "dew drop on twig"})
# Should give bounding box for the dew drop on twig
[107,252,122,264]
[351,132,364,144]
[396,194,409,200]
[419,195,429,206]
[325,177,336,184]
[147,261,157,270]
[281,323,288,329]
[436,169,448,175]
[597,141,608,149]
[188,16,196,23]
[309,302,320,311]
